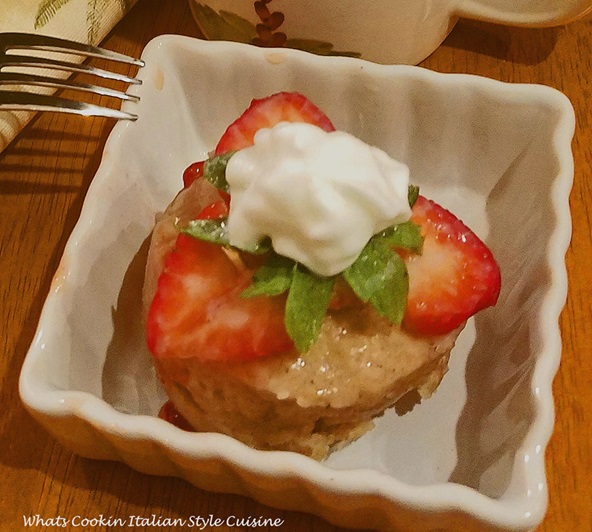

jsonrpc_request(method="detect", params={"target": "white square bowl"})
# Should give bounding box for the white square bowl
[19,35,574,531]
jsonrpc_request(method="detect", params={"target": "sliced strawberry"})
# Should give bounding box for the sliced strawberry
[183,160,231,205]
[402,196,501,336]
[328,276,362,310]
[215,92,335,155]
[195,199,229,220]
[158,401,193,431]
[147,233,294,361]
[183,160,205,188]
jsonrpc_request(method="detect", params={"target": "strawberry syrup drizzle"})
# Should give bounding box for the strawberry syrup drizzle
[158,401,194,431]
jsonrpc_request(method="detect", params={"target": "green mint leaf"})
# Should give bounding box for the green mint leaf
[285,266,335,353]
[204,152,235,192]
[343,238,408,325]
[378,221,423,253]
[246,236,272,254]
[242,254,295,298]
[408,184,420,207]
[230,235,272,255]
[181,218,270,254]
[181,218,229,245]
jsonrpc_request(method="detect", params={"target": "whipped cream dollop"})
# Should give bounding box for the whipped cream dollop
[225,122,411,276]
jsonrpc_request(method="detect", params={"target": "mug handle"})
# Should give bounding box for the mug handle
[456,0,592,27]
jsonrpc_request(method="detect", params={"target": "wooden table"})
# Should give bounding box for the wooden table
[1,1,591,530]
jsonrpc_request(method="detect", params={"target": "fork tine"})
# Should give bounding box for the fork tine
[0,72,140,102]
[0,54,142,84]
[0,91,138,120]
[0,32,142,121]
[0,32,144,67]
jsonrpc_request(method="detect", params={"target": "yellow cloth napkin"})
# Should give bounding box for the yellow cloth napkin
[0,0,138,153]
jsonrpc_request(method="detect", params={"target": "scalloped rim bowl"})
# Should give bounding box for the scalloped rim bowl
[19,36,574,531]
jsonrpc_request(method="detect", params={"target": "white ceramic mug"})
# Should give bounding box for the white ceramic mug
[188,0,592,64]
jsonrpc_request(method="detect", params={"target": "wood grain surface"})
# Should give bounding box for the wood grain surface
[1,0,591,530]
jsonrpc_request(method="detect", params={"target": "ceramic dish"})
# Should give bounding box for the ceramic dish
[188,0,592,65]
[19,35,574,531]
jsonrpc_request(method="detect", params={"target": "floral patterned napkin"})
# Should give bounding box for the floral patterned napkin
[0,0,137,153]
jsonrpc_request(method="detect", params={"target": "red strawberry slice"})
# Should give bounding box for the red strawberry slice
[183,160,205,188]
[214,92,335,155]
[402,196,501,336]
[182,160,231,204]
[147,233,294,361]
[158,401,193,431]
[195,199,229,220]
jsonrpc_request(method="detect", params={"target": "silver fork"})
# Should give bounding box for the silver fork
[0,32,144,121]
